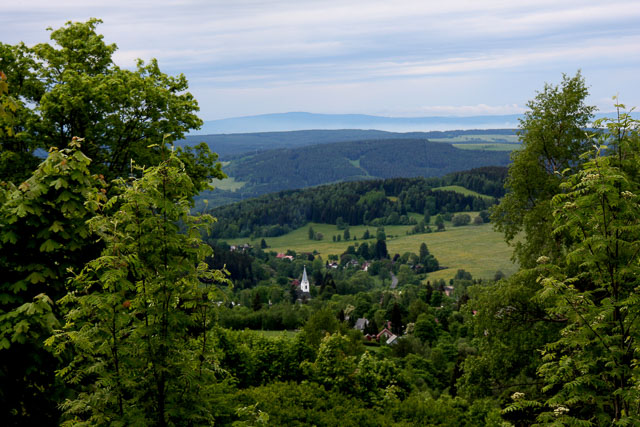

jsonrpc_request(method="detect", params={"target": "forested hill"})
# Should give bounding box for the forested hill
[207,167,506,238]
[197,138,511,207]
[179,128,517,159]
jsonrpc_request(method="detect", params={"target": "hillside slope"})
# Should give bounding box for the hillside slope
[179,128,517,159]
[205,167,507,238]
[198,139,510,207]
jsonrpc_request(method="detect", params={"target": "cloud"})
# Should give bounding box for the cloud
[413,104,526,116]
[3,0,639,118]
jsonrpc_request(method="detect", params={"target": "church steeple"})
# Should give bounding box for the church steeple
[301,266,310,293]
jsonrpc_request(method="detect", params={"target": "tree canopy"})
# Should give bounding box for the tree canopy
[0,19,223,189]
[492,72,595,268]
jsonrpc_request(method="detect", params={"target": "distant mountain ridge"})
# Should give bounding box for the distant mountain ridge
[192,111,639,135]
[193,112,523,134]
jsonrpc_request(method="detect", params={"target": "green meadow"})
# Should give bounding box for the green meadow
[432,185,496,201]
[452,143,519,151]
[225,214,517,282]
[429,133,519,143]
[211,176,246,191]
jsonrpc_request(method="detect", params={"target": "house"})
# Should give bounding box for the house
[361,262,370,272]
[354,318,369,332]
[444,286,455,297]
[276,253,294,261]
[376,327,395,342]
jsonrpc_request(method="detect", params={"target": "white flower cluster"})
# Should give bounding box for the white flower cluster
[621,191,635,199]
[511,392,525,401]
[553,406,569,416]
[582,173,599,182]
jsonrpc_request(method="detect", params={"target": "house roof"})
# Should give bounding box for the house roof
[376,328,394,340]
[354,318,369,331]
[386,334,399,345]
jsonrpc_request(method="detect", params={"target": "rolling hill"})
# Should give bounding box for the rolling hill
[196,138,511,208]
[178,128,518,159]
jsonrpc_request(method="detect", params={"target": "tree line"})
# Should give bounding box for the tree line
[195,138,510,207]
[207,170,502,238]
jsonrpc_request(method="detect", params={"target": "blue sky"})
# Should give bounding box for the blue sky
[2,0,639,120]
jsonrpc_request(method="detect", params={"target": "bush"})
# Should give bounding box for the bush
[452,213,471,226]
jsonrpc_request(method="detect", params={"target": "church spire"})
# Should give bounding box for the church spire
[301,266,310,293]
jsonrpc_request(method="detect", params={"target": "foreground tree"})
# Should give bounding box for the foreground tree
[0,43,44,183]
[462,74,597,422]
[49,151,228,425]
[492,72,595,268]
[0,138,105,425]
[516,110,640,424]
[0,19,222,189]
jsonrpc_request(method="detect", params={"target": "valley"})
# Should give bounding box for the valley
[4,10,639,425]
[223,216,516,282]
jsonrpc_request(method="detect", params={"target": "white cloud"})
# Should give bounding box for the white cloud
[3,0,639,118]
[413,104,526,116]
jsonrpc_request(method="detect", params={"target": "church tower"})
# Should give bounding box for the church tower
[301,266,310,293]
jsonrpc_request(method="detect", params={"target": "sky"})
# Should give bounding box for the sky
[2,0,639,120]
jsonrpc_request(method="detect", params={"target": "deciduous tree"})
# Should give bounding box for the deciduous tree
[49,151,228,425]
[492,72,595,268]
[1,19,223,189]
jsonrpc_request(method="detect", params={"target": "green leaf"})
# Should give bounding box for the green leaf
[50,178,68,190]
[49,221,64,233]
[26,271,46,284]
[40,239,60,252]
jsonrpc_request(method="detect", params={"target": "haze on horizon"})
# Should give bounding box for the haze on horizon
[2,0,639,121]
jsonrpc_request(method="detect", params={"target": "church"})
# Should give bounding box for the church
[294,266,311,301]
[300,265,310,293]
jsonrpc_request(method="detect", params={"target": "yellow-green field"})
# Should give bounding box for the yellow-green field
[225,215,518,281]
[211,177,246,191]
[432,185,496,201]
[452,143,519,151]
[430,134,519,143]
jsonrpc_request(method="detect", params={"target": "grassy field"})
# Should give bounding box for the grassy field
[225,215,517,281]
[452,143,519,151]
[432,185,496,201]
[430,134,519,143]
[211,177,246,191]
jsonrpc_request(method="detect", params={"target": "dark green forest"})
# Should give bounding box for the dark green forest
[197,138,510,207]
[179,128,518,159]
[206,167,505,238]
[2,21,640,427]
